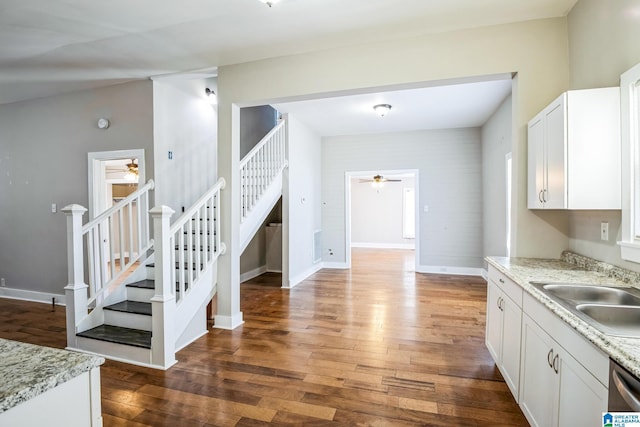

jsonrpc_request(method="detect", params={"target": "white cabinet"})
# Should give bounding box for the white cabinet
[519,295,608,427]
[486,267,522,400]
[527,87,620,209]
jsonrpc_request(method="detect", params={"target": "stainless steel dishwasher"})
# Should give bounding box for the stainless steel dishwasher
[609,359,640,411]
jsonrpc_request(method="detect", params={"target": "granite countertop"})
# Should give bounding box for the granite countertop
[0,339,104,414]
[487,252,640,378]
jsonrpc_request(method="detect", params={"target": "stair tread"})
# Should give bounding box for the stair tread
[126,278,182,292]
[126,279,155,289]
[77,325,151,349]
[104,300,152,316]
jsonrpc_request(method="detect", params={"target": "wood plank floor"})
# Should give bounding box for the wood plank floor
[0,249,528,426]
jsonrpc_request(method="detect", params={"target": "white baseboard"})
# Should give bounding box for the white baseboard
[351,242,415,250]
[416,265,484,277]
[0,287,66,306]
[240,265,267,283]
[322,262,349,269]
[213,312,244,330]
[481,268,488,280]
[286,263,322,289]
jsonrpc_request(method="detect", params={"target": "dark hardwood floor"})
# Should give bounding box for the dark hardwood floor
[0,249,527,426]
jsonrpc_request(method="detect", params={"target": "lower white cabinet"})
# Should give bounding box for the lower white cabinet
[486,277,522,399]
[519,311,608,427]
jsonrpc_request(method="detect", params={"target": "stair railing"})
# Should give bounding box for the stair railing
[149,177,225,367]
[240,120,286,222]
[62,179,154,347]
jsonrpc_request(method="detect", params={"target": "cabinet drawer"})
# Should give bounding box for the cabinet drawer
[523,292,608,386]
[488,266,523,308]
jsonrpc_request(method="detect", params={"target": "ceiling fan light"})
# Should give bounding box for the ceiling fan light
[373,104,392,117]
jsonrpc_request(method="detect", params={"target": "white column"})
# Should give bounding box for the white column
[215,100,244,330]
[61,204,89,349]
[150,206,177,369]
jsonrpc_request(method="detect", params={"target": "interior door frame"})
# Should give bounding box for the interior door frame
[87,149,146,219]
[344,168,420,270]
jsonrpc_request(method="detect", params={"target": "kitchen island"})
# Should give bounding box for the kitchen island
[0,338,104,426]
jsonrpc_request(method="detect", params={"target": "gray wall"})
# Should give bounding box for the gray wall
[240,106,277,159]
[567,0,640,271]
[0,80,154,294]
[482,94,512,266]
[351,176,415,247]
[322,128,483,269]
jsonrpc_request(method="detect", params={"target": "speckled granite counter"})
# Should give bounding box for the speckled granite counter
[487,252,640,378]
[0,338,104,413]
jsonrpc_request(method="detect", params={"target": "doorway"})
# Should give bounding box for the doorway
[345,169,419,271]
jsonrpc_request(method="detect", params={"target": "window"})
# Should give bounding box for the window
[620,62,640,262]
[506,153,512,257]
[403,188,415,239]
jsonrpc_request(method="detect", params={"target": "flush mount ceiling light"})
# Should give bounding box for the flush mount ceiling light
[205,88,217,105]
[373,104,392,117]
[259,0,281,7]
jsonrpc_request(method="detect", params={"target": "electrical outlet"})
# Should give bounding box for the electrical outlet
[1,278,5,287]
[601,222,609,241]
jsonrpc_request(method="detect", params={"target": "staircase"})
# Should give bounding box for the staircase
[239,119,287,252]
[62,119,286,369]
[62,178,225,369]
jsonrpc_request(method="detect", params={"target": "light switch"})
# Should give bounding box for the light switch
[601,222,609,241]
[51,203,57,213]
[423,205,429,212]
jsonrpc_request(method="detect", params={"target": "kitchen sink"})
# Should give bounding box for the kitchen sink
[530,282,640,337]
[536,283,640,306]
[576,304,640,337]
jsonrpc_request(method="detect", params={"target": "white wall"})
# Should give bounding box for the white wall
[153,77,217,216]
[482,94,512,266]
[350,176,415,248]
[284,114,322,286]
[0,80,154,295]
[322,128,482,269]
[566,0,640,271]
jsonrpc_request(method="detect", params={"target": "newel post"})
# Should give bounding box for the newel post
[150,206,177,369]
[61,204,88,349]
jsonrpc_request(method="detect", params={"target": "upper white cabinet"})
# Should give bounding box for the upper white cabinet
[527,88,621,210]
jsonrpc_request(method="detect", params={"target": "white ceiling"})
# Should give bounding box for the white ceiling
[273,78,513,135]
[1,0,577,105]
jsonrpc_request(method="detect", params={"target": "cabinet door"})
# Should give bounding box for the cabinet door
[485,280,502,364]
[519,315,556,427]
[501,295,522,399]
[543,96,567,209]
[528,116,545,209]
[555,347,608,427]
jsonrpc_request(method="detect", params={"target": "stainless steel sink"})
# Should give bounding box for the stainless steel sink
[537,283,640,306]
[576,304,640,337]
[530,282,640,337]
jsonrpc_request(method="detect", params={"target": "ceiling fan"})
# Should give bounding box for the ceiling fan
[359,174,402,187]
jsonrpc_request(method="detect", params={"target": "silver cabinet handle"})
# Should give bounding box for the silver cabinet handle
[539,190,544,203]
[613,369,640,412]
[497,297,501,310]
[547,349,554,368]
[499,278,504,284]
[553,354,559,374]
